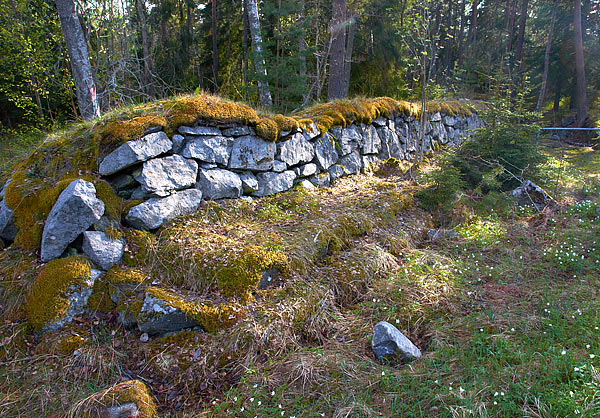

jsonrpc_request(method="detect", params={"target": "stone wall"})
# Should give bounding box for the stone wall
[99,111,482,231]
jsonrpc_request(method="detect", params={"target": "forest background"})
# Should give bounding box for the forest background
[1,0,599,135]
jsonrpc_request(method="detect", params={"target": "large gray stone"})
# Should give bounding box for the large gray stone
[239,172,259,194]
[82,231,125,270]
[135,155,198,197]
[302,122,321,140]
[431,122,447,144]
[314,134,339,170]
[294,163,318,178]
[272,160,287,172]
[137,290,198,334]
[178,125,222,136]
[99,132,172,176]
[41,180,105,262]
[0,199,17,241]
[277,133,314,167]
[372,321,421,363]
[111,174,137,191]
[338,150,363,175]
[126,189,203,230]
[196,168,242,200]
[182,135,233,165]
[252,171,297,197]
[228,135,276,171]
[332,125,361,156]
[362,124,382,154]
[443,115,457,126]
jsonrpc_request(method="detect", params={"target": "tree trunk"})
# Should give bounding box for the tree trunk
[327,0,347,100]
[506,0,517,54]
[55,0,100,120]
[298,0,307,98]
[211,0,219,91]
[242,0,249,99]
[341,14,355,98]
[536,0,558,112]
[457,0,466,66]
[573,0,588,126]
[444,0,454,74]
[513,0,529,73]
[246,0,272,107]
[136,0,153,98]
[469,0,479,49]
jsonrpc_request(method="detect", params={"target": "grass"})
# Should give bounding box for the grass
[0,136,599,416]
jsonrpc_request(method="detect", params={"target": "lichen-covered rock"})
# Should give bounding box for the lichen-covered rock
[443,115,457,126]
[178,125,222,136]
[272,160,287,172]
[0,199,17,241]
[0,178,11,200]
[277,133,315,167]
[302,122,320,140]
[229,135,276,171]
[296,179,315,190]
[68,380,156,418]
[196,168,242,200]
[252,171,297,197]
[372,321,421,363]
[429,112,442,122]
[135,155,198,197]
[223,125,253,137]
[362,124,382,154]
[41,179,105,262]
[239,172,259,194]
[126,189,203,230]
[181,135,233,166]
[293,163,318,178]
[111,174,137,191]
[332,125,362,156]
[25,256,100,332]
[313,134,339,170]
[137,289,199,334]
[338,150,363,175]
[99,131,172,176]
[82,231,125,270]
[171,133,185,154]
[328,164,348,181]
[309,172,331,188]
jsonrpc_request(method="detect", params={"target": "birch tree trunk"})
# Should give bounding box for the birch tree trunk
[573,0,588,126]
[536,0,558,112]
[246,0,273,107]
[55,0,100,120]
[327,0,347,100]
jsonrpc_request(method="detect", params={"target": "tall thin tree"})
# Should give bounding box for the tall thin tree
[246,0,273,107]
[211,0,219,91]
[55,0,100,119]
[536,0,558,112]
[573,0,588,126]
[327,0,347,100]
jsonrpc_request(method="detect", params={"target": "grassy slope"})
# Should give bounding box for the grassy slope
[0,134,599,415]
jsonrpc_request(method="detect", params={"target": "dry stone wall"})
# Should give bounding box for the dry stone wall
[0,110,483,262]
[100,111,482,231]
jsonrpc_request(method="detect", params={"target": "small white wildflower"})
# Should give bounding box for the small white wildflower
[590,354,596,359]
[561,350,567,355]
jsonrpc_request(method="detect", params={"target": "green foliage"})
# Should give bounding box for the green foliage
[416,159,466,211]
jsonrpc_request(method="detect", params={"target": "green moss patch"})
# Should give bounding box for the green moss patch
[25,256,92,331]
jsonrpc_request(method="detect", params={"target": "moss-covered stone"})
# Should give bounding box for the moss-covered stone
[69,380,157,418]
[143,287,246,333]
[25,256,93,331]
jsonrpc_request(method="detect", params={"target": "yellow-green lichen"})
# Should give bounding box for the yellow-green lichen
[68,380,157,418]
[205,245,289,301]
[87,277,117,313]
[25,256,92,331]
[145,287,246,333]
